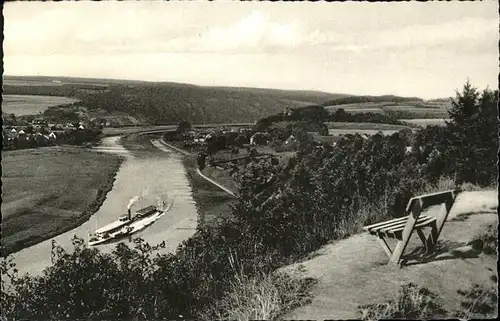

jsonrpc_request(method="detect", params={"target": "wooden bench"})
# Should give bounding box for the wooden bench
[363,189,461,266]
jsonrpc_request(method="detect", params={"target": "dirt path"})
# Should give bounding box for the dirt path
[281,190,498,320]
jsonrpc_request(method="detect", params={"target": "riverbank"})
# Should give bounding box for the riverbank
[1,147,123,256]
[181,155,235,230]
[157,138,238,229]
[199,166,239,197]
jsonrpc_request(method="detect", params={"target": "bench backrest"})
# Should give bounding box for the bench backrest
[406,189,461,213]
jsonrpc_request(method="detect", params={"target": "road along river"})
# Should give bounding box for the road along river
[13,134,198,277]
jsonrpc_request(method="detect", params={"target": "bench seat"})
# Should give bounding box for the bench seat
[363,215,437,240]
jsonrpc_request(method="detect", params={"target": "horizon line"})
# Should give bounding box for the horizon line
[3,74,467,101]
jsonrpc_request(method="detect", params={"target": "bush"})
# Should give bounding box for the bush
[454,283,498,319]
[330,108,404,125]
[358,282,498,320]
[358,283,447,320]
[200,269,315,321]
[2,237,170,320]
[176,120,192,134]
[471,222,498,255]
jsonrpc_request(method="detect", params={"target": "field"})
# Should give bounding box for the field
[3,76,112,88]
[402,118,449,127]
[2,94,80,116]
[325,100,451,119]
[325,122,410,131]
[1,147,123,255]
[328,128,403,136]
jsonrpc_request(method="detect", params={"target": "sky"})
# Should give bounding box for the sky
[3,1,498,99]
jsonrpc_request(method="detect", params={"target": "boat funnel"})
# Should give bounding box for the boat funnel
[128,208,132,220]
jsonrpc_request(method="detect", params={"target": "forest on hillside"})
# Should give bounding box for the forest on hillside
[3,78,349,124]
[5,76,444,125]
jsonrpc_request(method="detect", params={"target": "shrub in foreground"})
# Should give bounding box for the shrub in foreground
[454,283,498,319]
[471,222,498,255]
[358,283,448,320]
[199,267,316,321]
[358,282,498,320]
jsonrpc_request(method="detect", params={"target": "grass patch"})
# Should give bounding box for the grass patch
[470,222,498,255]
[454,283,498,319]
[200,268,316,321]
[359,282,498,320]
[1,148,123,256]
[2,94,80,116]
[358,283,448,320]
[402,118,449,127]
[325,122,410,131]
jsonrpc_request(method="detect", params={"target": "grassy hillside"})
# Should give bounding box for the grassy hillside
[1,147,122,256]
[3,76,350,124]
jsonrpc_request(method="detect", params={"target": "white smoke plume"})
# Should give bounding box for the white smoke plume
[141,188,150,198]
[156,196,163,211]
[127,196,140,210]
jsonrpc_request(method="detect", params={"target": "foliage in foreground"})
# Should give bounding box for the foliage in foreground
[199,265,315,321]
[454,283,498,319]
[358,282,498,321]
[471,222,498,255]
[358,283,448,320]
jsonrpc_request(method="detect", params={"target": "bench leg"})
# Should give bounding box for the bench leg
[389,199,423,266]
[425,193,456,253]
[424,221,439,254]
[378,236,393,258]
[416,228,427,246]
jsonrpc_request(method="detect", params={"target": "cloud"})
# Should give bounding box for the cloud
[5,3,496,57]
[361,17,497,52]
[158,11,307,54]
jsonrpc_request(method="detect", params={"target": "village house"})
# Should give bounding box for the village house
[50,126,66,136]
[283,107,292,116]
[250,132,269,146]
[306,131,322,137]
[285,134,297,145]
[31,118,46,125]
[313,135,344,147]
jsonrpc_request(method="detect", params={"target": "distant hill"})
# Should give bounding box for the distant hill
[4,75,440,123]
[2,76,351,124]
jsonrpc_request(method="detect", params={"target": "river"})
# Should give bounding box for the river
[13,134,198,276]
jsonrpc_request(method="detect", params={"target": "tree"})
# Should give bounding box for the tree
[197,152,207,170]
[445,82,498,185]
[447,80,480,127]
[9,113,17,124]
[176,120,192,134]
[290,105,329,122]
